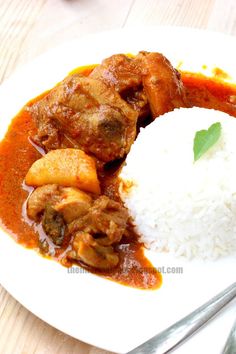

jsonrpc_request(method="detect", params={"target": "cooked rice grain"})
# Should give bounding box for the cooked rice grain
[120,108,236,259]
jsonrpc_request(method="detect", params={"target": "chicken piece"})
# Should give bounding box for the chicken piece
[27,185,92,222]
[27,186,127,267]
[90,54,150,120]
[68,195,129,246]
[27,184,60,220]
[90,54,142,92]
[54,187,92,223]
[68,232,119,269]
[27,185,66,246]
[29,74,138,162]
[122,87,149,121]
[67,196,128,268]
[135,51,187,118]
[25,149,100,194]
[88,196,128,245]
[42,204,66,246]
[27,184,93,245]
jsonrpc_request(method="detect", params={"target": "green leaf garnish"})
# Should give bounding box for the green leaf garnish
[193,122,222,161]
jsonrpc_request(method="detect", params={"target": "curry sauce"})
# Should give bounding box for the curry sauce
[0,68,236,290]
[0,94,161,290]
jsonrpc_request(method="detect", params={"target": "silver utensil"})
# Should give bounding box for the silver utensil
[222,317,236,354]
[127,282,236,354]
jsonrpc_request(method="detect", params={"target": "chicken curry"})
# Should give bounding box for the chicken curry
[0,52,236,289]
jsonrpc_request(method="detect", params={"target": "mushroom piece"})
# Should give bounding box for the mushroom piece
[42,204,66,246]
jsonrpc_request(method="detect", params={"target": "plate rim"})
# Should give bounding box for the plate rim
[0,26,236,353]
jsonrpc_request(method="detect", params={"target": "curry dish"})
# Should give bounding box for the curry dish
[0,52,236,289]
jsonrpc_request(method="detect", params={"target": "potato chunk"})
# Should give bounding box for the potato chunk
[25,149,100,194]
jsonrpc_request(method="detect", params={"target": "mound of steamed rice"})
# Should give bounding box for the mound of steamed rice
[119,107,236,259]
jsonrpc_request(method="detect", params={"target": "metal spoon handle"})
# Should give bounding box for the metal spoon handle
[128,282,236,354]
[222,317,236,354]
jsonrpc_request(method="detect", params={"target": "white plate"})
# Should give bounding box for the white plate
[0,27,236,354]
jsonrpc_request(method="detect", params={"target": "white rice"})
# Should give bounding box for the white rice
[119,107,236,259]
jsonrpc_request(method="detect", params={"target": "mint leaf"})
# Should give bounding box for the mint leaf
[193,122,222,161]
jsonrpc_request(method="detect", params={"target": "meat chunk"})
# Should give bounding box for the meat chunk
[90,54,150,120]
[27,184,128,268]
[25,149,100,194]
[88,196,128,245]
[27,185,92,223]
[29,75,138,162]
[68,232,119,269]
[67,196,128,269]
[90,52,187,120]
[54,188,92,223]
[135,51,187,117]
[27,184,93,246]
[90,54,142,93]
[69,195,129,246]
[122,87,149,121]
